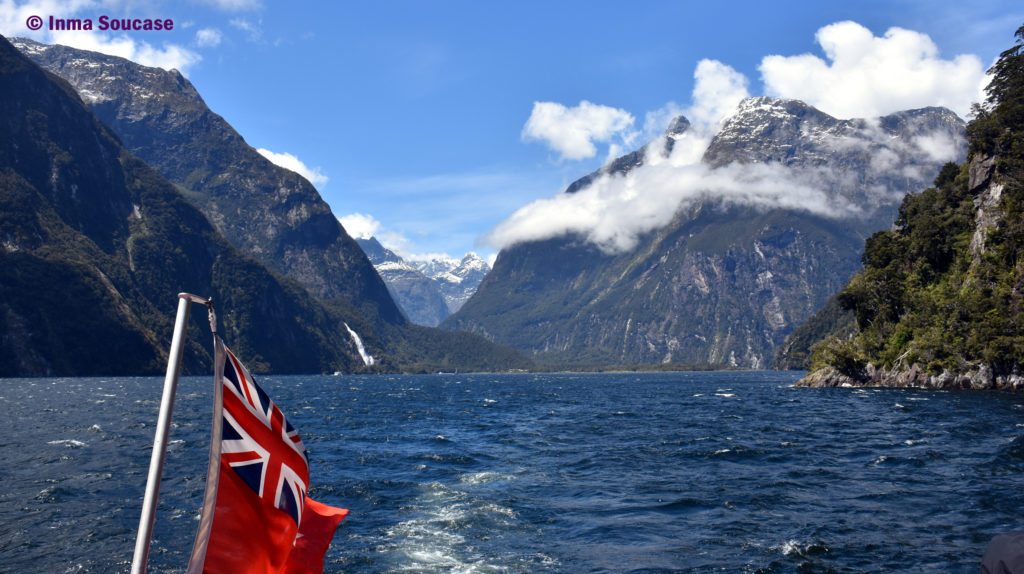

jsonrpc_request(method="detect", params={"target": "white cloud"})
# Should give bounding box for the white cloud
[403,251,458,264]
[229,17,262,42]
[490,113,966,253]
[338,213,380,240]
[486,143,863,253]
[522,100,636,161]
[493,21,981,255]
[760,21,987,119]
[256,148,328,188]
[687,59,750,132]
[337,212,413,255]
[0,0,202,73]
[659,59,751,167]
[195,0,261,11]
[228,17,256,32]
[641,101,684,140]
[496,59,756,251]
[912,132,961,163]
[194,27,222,48]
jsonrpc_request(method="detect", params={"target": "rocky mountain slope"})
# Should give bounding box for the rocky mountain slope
[445,98,965,368]
[797,25,1024,390]
[2,36,529,375]
[416,252,490,314]
[356,237,450,326]
[0,36,368,375]
[356,237,491,327]
[13,37,402,325]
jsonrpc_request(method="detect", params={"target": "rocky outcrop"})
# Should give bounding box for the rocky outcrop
[967,155,1003,258]
[795,150,1021,389]
[796,363,1024,391]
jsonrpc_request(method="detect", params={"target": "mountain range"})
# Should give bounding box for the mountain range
[4,35,983,375]
[445,97,966,368]
[2,36,528,375]
[356,236,490,327]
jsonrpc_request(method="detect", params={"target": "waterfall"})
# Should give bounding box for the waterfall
[343,322,375,367]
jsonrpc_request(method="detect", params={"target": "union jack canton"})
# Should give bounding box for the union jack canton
[221,347,310,526]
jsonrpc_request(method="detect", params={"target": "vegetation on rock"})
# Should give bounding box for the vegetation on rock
[805,25,1024,384]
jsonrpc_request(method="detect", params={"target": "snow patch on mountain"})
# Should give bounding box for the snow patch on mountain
[356,238,491,326]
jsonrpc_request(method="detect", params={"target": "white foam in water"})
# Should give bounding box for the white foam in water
[382,477,516,573]
[715,393,736,398]
[459,471,512,485]
[480,503,517,518]
[47,439,86,448]
[779,539,802,556]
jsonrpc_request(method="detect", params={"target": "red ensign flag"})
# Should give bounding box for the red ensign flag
[187,339,347,574]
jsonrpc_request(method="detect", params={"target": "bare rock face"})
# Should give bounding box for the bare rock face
[446,98,966,368]
[796,363,1024,391]
[968,155,1004,258]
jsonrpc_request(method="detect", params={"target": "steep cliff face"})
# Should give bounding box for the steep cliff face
[451,204,863,368]
[446,98,965,368]
[0,36,367,376]
[13,38,403,325]
[797,154,1024,390]
[796,25,1024,390]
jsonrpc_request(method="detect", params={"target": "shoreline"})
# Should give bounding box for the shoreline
[797,363,1024,391]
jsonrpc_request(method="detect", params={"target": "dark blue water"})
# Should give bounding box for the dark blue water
[2,372,1024,573]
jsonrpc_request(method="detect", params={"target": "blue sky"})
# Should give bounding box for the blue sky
[3,1,1022,261]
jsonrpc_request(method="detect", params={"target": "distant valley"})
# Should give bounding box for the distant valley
[356,237,490,327]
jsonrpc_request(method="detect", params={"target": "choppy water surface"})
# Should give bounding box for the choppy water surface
[2,371,1024,573]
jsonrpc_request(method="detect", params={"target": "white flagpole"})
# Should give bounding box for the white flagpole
[131,292,209,574]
